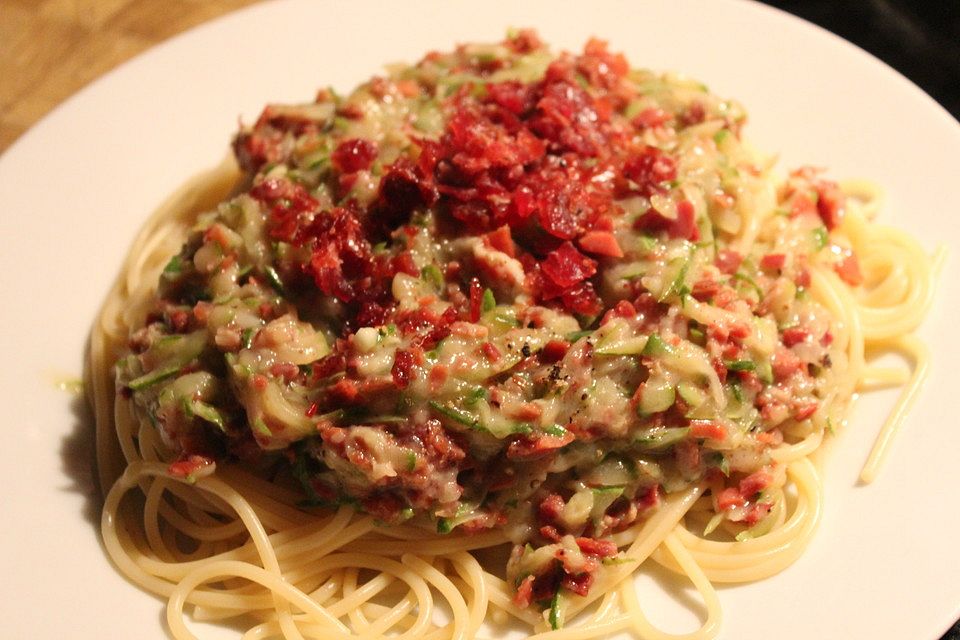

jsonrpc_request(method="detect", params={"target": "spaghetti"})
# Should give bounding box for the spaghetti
[89,31,937,640]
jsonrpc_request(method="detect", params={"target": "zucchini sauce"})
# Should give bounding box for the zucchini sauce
[117,31,856,613]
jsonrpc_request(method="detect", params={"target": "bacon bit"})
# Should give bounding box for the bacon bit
[392,251,419,278]
[676,440,701,474]
[815,180,844,229]
[739,469,773,498]
[756,429,784,446]
[328,378,360,404]
[361,493,404,522]
[600,299,636,325]
[192,301,212,324]
[541,339,570,363]
[835,253,863,286]
[689,421,727,441]
[391,349,416,389]
[415,419,465,466]
[513,575,535,608]
[721,342,740,360]
[168,455,215,480]
[540,525,562,542]
[712,357,728,384]
[561,571,594,597]
[449,321,488,339]
[729,322,751,341]
[305,402,319,418]
[512,403,543,421]
[672,200,700,241]
[505,28,543,54]
[258,302,276,321]
[396,79,420,98]
[738,370,764,394]
[168,309,189,333]
[269,362,300,382]
[821,331,834,347]
[760,253,786,271]
[623,146,676,196]
[781,327,810,347]
[680,101,706,127]
[312,350,346,381]
[481,341,502,362]
[485,225,516,257]
[691,278,721,301]
[428,364,449,392]
[713,287,739,310]
[202,224,232,250]
[575,537,618,558]
[249,177,320,243]
[633,200,699,241]
[538,493,566,524]
[712,190,736,209]
[460,510,507,534]
[637,484,660,511]
[507,431,575,460]
[772,347,802,381]
[791,192,817,218]
[716,486,744,511]
[252,374,268,391]
[793,402,818,421]
[743,501,772,526]
[541,241,597,289]
[468,278,484,322]
[794,266,811,288]
[578,230,623,257]
[715,249,743,275]
[631,107,671,130]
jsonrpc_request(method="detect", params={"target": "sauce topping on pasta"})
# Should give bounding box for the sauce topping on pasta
[116,30,856,611]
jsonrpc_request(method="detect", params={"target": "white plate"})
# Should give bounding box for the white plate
[1,1,958,638]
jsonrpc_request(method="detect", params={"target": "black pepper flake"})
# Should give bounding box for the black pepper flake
[521,343,531,358]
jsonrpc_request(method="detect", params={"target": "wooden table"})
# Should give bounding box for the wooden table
[0,0,261,153]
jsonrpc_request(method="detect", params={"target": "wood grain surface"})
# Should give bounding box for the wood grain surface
[0,0,261,153]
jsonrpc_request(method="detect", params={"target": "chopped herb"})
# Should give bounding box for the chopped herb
[566,329,593,342]
[732,272,764,301]
[710,452,730,476]
[127,365,180,391]
[641,333,673,357]
[252,418,271,436]
[406,451,418,472]
[241,327,256,349]
[689,326,706,344]
[544,424,567,437]
[725,359,756,372]
[429,401,481,430]
[638,235,658,253]
[713,129,730,145]
[730,381,745,403]
[464,386,487,406]
[481,288,496,313]
[659,257,690,302]
[549,590,566,630]
[437,517,453,534]
[421,264,444,290]
[812,226,829,251]
[163,255,183,275]
[264,265,285,294]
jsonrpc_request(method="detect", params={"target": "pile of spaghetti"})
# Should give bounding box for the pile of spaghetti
[89,31,937,640]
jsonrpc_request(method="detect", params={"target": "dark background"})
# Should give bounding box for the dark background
[760,1,960,120]
[759,1,959,639]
